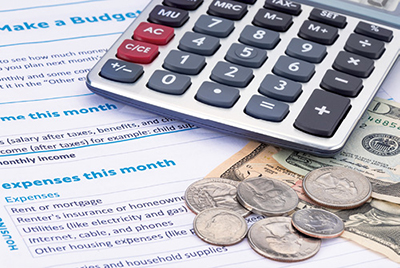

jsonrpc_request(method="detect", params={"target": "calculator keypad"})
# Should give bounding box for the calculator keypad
[89,0,399,156]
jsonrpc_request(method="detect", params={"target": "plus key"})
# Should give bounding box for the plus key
[294,89,351,137]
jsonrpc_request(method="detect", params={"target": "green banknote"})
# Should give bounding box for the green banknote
[275,97,400,204]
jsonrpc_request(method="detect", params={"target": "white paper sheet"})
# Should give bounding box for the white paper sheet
[0,1,399,267]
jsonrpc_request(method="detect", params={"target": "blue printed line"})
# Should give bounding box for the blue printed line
[0,32,123,48]
[0,93,94,106]
[0,127,200,158]
[0,0,105,13]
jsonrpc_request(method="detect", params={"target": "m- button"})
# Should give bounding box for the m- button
[294,89,351,137]
[117,39,159,64]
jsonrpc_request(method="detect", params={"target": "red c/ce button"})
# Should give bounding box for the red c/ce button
[117,39,159,64]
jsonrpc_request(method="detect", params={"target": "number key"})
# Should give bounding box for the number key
[239,25,280,49]
[193,15,235,38]
[163,50,206,75]
[210,61,254,87]
[178,32,220,56]
[285,38,327,63]
[225,43,267,68]
[273,56,315,82]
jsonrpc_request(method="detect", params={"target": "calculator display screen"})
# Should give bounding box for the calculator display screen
[302,0,400,28]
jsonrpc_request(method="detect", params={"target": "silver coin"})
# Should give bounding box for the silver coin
[185,177,251,217]
[292,208,344,239]
[248,217,321,262]
[303,166,372,209]
[236,177,299,216]
[193,208,247,246]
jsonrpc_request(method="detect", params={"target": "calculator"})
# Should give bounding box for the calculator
[86,0,400,156]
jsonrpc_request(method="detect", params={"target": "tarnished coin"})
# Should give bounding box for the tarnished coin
[237,177,299,216]
[248,217,321,262]
[185,178,251,217]
[303,166,372,209]
[193,208,247,246]
[292,208,344,239]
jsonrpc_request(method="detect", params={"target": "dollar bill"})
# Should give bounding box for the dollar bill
[205,141,302,185]
[274,97,400,204]
[205,135,400,263]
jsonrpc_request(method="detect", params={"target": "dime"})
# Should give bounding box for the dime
[193,208,247,246]
[303,166,372,209]
[292,208,344,239]
[185,178,251,217]
[236,177,299,216]
[248,217,321,262]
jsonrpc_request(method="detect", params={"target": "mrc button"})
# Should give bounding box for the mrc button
[117,39,159,64]
[208,0,248,20]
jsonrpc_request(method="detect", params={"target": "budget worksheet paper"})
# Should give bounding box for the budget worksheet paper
[0,1,398,267]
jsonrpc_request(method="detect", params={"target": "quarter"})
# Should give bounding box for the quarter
[185,177,251,217]
[248,217,321,262]
[302,166,372,209]
[237,177,299,216]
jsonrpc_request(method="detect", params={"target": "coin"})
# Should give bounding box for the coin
[236,177,299,216]
[292,208,345,239]
[185,177,251,217]
[193,208,247,246]
[302,166,372,209]
[248,217,321,262]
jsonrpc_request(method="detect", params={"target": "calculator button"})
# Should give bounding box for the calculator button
[225,43,268,68]
[236,0,256,4]
[178,32,220,56]
[117,39,159,64]
[344,33,385,59]
[320,70,363,97]
[133,22,175,45]
[294,89,351,137]
[207,0,248,20]
[263,0,302,15]
[100,59,144,83]
[273,56,315,82]
[163,0,204,10]
[259,74,302,102]
[195,81,240,108]
[193,15,235,38]
[332,51,374,78]
[285,38,327,63]
[355,21,393,42]
[309,8,347,28]
[245,95,289,122]
[239,25,280,49]
[148,5,189,27]
[211,61,254,87]
[253,8,293,32]
[147,70,191,95]
[298,20,339,45]
[163,50,206,75]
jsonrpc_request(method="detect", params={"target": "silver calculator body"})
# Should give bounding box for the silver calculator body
[86,0,400,156]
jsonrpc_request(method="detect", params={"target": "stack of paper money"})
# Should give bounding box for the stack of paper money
[204,97,400,263]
